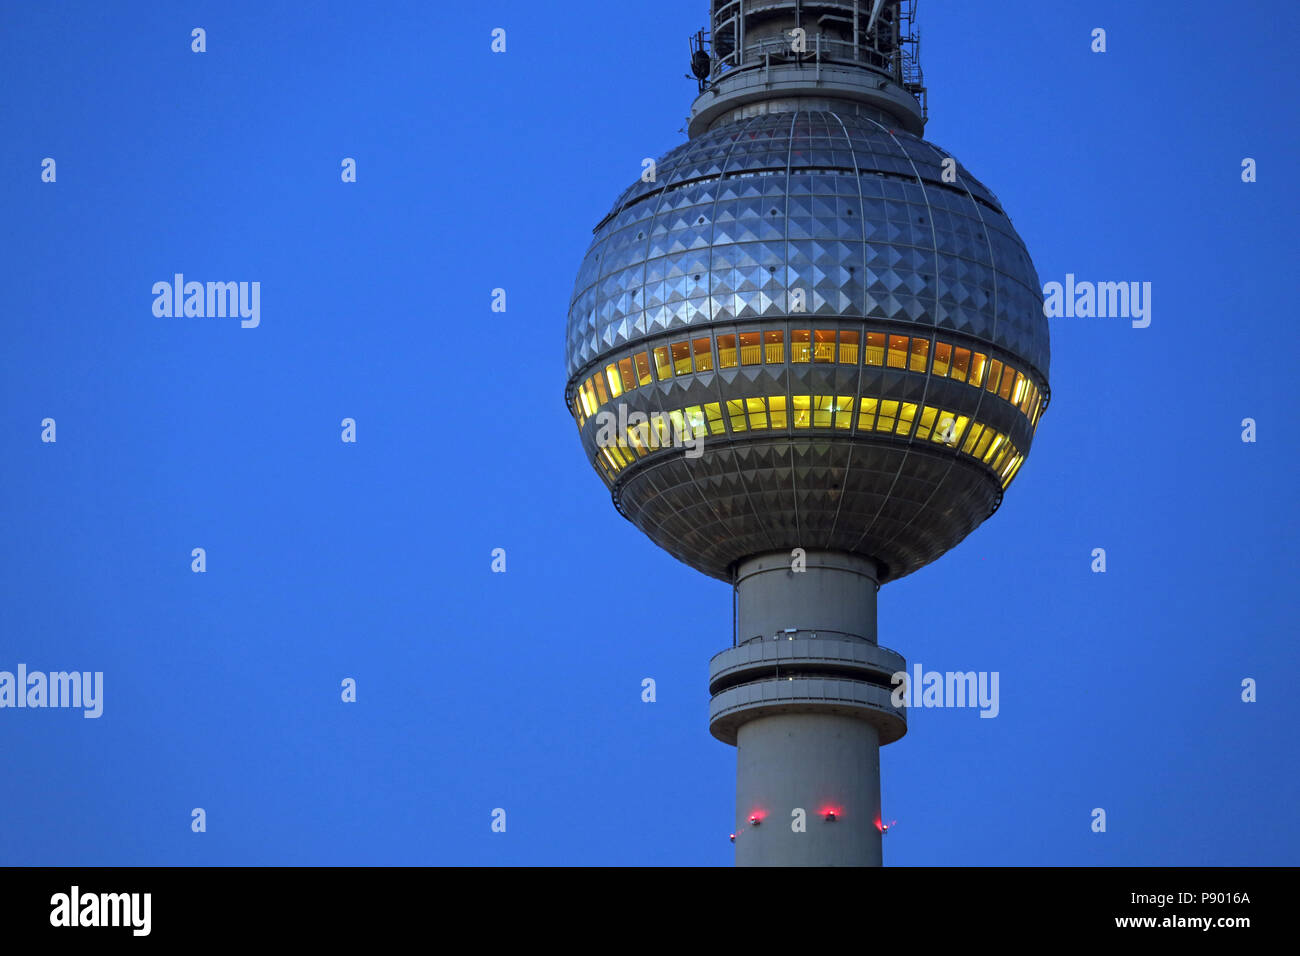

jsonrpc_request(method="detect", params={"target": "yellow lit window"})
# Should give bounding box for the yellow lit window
[684,406,707,439]
[727,399,747,432]
[747,397,768,429]
[769,396,788,428]
[1000,448,1019,477]
[651,412,672,447]
[951,348,971,383]
[929,410,956,445]
[910,338,930,373]
[792,395,811,427]
[813,395,834,428]
[634,352,652,386]
[932,342,951,377]
[814,330,836,363]
[1001,455,1024,488]
[835,395,853,429]
[627,423,648,456]
[739,332,762,365]
[704,402,725,435]
[722,398,743,431]
[693,337,714,372]
[578,383,596,418]
[974,429,996,461]
[998,366,1015,401]
[991,442,1012,471]
[601,448,619,472]
[606,363,623,398]
[858,397,879,430]
[619,357,637,393]
[877,399,899,432]
[669,411,688,442]
[986,359,1003,394]
[653,346,673,380]
[896,402,918,436]
[718,334,738,369]
[961,423,985,455]
[944,414,970,447]
[764,330,785,363]
[839,331,860,365]
[792,330,812,363]
[982,434,1003,465]
[887,335,908,369]
[915,405,938,440]
[865,332,885,366]
[676,343,696,374]
[969,352,988,388]
[1013,373,1028,410]
[593,374,609,405]
[868,335,889,369]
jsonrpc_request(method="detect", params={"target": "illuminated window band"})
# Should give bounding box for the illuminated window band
[570,328,1046,433]
[587,393,1027,491]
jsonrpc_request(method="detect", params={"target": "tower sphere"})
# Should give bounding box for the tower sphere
[564,45,1048,587]
[564,0,1052,867]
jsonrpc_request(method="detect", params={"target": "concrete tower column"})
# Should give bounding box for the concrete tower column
[709,551,906,866]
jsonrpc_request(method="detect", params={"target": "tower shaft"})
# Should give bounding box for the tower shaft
[709,551,906,865]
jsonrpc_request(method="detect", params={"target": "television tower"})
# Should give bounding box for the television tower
[564,0,1049,866]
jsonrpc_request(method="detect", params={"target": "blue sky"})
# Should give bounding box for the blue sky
[1,0,1296,865]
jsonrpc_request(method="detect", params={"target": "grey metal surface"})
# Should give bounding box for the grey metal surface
[710,677,905,745]
[733,549,881,642]
[708,636,906,693]
[713,552,905,862]
[689,67,926,136]
[734,713,884,866]
[566,108,1046,381]
[565,107,1048,584]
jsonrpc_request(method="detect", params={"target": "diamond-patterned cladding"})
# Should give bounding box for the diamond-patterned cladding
[565,109,1049,584]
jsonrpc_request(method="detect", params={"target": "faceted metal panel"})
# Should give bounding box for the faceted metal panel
[565,108,1049,583]
[566,109,1046,381]
[612,438,1001,582]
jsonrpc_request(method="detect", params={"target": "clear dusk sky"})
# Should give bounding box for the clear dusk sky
[1,0,1297,865]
